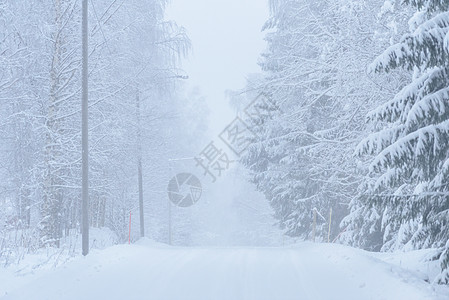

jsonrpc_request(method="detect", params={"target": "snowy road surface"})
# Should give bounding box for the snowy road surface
[1,240,447,300]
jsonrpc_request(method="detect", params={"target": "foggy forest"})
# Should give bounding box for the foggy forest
[1,0,449,299]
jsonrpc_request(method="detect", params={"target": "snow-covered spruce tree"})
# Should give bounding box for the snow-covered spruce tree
[357,0,449,283]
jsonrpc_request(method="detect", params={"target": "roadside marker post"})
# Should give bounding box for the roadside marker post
[129,211,132,244]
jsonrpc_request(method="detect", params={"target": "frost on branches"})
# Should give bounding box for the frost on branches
[241,0,397,243]
[355,0,449,284]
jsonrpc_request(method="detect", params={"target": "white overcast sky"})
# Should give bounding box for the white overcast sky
[166,0,269,136]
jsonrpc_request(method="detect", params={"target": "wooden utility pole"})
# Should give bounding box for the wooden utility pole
[168,199,172,245]
[136,90,145,237]
[82,0,89,256]
[168,162,172,245]
[328,208,332,243]
[312,208,317,243]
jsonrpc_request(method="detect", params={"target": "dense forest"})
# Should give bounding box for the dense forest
[238,0,449,283]
[0,0,207,253]
[1,0,449,288]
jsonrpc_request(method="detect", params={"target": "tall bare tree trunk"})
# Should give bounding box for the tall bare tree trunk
[40,0,64,248]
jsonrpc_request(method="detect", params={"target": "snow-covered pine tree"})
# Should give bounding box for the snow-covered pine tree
[357,0,449,283]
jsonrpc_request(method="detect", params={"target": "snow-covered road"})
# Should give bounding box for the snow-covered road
[1,240,447,300]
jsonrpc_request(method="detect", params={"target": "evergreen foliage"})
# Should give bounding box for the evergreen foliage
[356,0,449,283]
